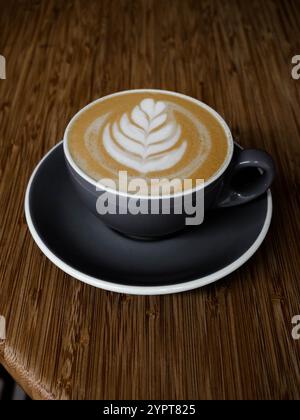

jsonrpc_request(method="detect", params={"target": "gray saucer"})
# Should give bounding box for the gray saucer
[25,142,272,295]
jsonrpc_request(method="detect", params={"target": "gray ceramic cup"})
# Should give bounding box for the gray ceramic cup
[63,89,275,239]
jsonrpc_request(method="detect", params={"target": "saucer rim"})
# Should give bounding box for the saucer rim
[24,141,273,296]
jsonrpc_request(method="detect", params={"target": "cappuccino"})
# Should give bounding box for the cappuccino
[67,91,230,194]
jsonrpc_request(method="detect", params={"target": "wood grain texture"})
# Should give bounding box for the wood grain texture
[0,0,300,400]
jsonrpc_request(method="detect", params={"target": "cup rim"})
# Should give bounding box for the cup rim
[63,89,234,199]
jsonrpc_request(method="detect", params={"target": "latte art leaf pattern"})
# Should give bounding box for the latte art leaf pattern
[103,99,187,173]
[82,95,213,187]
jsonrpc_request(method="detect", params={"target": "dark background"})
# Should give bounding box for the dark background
[0,366,27,400]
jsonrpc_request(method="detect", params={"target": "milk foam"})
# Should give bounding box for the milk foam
[103,99,187,173]
[83,98,212,179]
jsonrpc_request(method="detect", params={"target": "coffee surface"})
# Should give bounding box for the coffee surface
[67,92,229,192]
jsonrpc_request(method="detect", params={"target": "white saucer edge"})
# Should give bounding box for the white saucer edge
[24,141,273,296]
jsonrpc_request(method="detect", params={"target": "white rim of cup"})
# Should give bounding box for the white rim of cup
[63,89,234,200]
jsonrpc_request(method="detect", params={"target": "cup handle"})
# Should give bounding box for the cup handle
[214,148,275,208]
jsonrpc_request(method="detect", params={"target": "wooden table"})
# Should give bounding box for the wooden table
[0,0,300,400]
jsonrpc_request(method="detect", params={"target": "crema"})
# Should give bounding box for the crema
[67,91,229,192]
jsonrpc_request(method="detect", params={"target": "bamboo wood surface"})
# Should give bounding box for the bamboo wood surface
[0,0,300,400]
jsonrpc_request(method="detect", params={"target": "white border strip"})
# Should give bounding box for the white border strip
[25,142,273,296]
